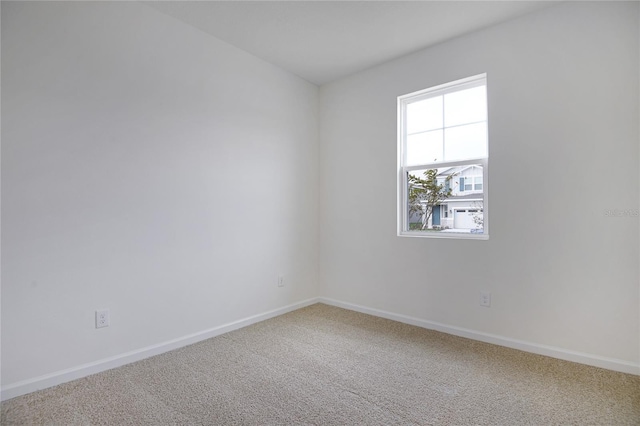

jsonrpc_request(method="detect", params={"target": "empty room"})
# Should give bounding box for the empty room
[1,1,639,424]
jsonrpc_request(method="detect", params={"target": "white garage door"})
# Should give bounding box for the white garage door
[454,209,481,229]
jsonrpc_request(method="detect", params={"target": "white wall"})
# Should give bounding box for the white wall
[2,0,639,398]
[1,2,319,387]
[320,2,639,367]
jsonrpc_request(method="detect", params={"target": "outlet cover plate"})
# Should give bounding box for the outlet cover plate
[479,292,491,307]
[96,309,110,328]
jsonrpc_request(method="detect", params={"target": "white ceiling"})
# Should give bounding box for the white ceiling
[146,1,558,85]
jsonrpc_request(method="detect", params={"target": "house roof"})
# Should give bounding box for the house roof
[437,165,482,177]
[446,193,484,201]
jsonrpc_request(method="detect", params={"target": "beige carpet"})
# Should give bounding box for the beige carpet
[2,303,639,425]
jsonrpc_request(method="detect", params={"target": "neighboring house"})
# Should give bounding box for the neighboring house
[436,165,483,231]
[410,165,484,231]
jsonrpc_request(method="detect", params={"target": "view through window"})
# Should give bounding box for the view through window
[398,74,488,239]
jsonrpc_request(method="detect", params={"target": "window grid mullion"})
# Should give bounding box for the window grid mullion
[441,95,445,162]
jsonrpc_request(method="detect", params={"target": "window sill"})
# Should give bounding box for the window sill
[398,231,489,240]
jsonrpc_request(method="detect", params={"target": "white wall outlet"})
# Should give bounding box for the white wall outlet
[479,292,491,307]
[96,309,110,328]
[278,275,285,287]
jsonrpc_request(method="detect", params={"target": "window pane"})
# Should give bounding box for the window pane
[443,122,487,161]
[406,130,443,166]
[444,85,486,127]
[406,165,484,234]
[406,96,443,134]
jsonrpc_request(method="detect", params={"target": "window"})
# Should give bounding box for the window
[398,74,488,239]
[464,178,473,192]
[460,172,483,193]
[474,176,483,191]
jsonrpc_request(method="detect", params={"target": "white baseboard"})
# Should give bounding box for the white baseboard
[1,297,320,401]
[318,297,640,376]
[4,296,638,401]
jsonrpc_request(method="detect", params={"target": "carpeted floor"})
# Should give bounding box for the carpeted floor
[2,303,639,425]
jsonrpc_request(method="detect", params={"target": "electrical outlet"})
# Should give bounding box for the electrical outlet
[479,292,491,307]
[96,309,110,328]
[278,275,284,287]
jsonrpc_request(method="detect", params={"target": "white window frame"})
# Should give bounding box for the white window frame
[397,74,489,240]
